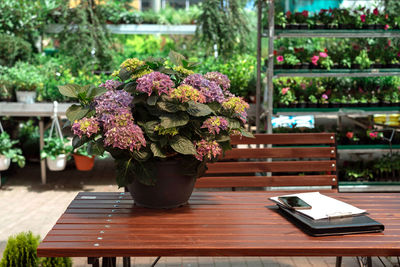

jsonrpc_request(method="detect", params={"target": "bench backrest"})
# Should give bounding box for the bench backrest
[195,133,338,191]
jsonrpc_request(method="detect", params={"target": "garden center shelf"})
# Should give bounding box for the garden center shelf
[273,107,400,116]
[338,145,400,154]
[45,24,196,35]
[274,69,400,78]
[264,29,400,38]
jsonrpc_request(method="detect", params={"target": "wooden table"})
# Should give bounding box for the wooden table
[37,191,400,263]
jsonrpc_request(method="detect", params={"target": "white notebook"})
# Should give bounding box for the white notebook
[270,192,366,220]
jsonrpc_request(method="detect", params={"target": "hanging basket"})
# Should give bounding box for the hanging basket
[0,155,10,171]
[46,154,67,171]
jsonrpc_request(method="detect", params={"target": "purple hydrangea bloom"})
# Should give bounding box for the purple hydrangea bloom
[183,74,225,103]
[204,72,230,90]
[95,90,133,115]
[136,71,175,96]
[72,117,99,138]
[99,80,123,91]
[194,139,222,161]
[201,116,229,135]
[103,110,146,152]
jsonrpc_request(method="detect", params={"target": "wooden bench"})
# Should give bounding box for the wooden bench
[196,133,338,191]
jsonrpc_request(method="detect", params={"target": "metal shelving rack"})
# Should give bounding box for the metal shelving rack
[256,0,400,134]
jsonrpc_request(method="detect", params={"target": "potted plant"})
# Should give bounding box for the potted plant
[0,132,25,171]
[59,52,252,209]
[40,138,72,171]
[72,143,95,171]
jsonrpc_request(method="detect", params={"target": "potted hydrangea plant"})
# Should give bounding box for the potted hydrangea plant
[59,52,252,209]
[0,132,25,171]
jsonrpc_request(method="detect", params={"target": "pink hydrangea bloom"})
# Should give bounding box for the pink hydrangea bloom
[183,74,225,103]
[201,116,229,135]
[99,80,123,91]
[103,111,146,152]
[136,71,175,96]
[170,84,206,103]
[204,72,231,91]
[277,56,284,62]
[319,52,328,58]
[311,55,320,66]
[194,140,222,161]
[281,87,290,95]
[222,96,249,123]
[72,117,99,138]
[95,90,133,115]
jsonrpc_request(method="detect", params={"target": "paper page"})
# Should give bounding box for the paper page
[270,192,366,220]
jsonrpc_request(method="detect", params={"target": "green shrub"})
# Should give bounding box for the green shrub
[0,34,32,66]
[0,231,72,267]
[0,231,40,267]
[40,257,72,267]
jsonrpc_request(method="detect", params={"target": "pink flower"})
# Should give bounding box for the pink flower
[311,55,320,66]
[373,8,379,16]
[385,24,390,30]
[360,14,366,22]
[277,56,284,62]
[319,52,328,58]
[322,94,328,100]
[301,10,309,17]
[369,132,378,138]
[300,83,306,90]
[346,132,354,139]
[281,87,290,95]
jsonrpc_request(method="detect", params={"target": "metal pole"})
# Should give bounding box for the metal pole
[266,0,275,134]
[256,0,262,133]
[39,118,46,184]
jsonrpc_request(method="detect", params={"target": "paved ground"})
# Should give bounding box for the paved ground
[0,158,397,266]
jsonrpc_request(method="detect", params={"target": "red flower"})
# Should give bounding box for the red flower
[273,50,277,56]
[346,132,354,139]
[385,24,390,30]
[385,14,389,19]
[373,8,379,16]
[388,40,392,46]
[324,48,328,53]
[360,14,366,22]
[286,11,292,18]
[302,10,309,17]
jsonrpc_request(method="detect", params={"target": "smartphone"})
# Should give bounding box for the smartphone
[278,196,312,210]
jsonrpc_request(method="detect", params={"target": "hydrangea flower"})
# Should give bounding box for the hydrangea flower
[95,90,133,115]
[169,84,206,103]
[99,80,123,91]
[183,74,204,89]
[132,69,153,80]
[72,117,99,138]
[183,74,225,103]
[222,96,249,123]
[136,71,175,96]
[201,116,229,135]
[120,58,145,72]
[173,66,194,76]
[103,111,146,152]
[194,140,222,161]
[204,72,230,90]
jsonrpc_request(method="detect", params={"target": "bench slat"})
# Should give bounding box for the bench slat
[223,147,336,159]
[196,175,337,188]
[205,160,336,174]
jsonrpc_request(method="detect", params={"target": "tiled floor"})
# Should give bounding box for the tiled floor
[0,158,396,266]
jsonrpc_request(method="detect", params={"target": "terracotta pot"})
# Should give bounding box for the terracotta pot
[0,155,10,171]
[73,154,95,171]
[127,158,196,209]
[46,154,67,171]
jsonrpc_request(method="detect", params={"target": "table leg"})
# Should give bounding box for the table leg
[102,257,116,267]
[39,118,46,184]
[88,257,100,267]
[356,256,372,267]
[122,257,131,267]
[335,256,342,267]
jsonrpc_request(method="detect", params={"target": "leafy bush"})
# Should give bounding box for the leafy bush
[0,231,40,267]
[0,231,72,267]
[2,62,45,94]
[41,138,72,160]
[0,132,25,168]
[0,34,32,66]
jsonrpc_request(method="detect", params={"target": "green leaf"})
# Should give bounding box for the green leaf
[216,134,230,142]
[228,119,241,129]
[66,104,89,122]
[58,84,81,98]
[133,149,151,161]
[143,120,159,135]
[170,135,196,155]
[88,140,105,156]
[207,102,221,112]
[150,143,166,158]
[147,95,158,106]
[187,101,213,117]
[160,113,189,128]
[115,158,135,188]
[123,82,137,93]
[240,129,255,138]
[87,86,107,98]
[119,68,132,82]
[169,50,185,66]
[132,161,156,186]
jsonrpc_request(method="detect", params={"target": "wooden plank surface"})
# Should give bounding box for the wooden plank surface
[37,192,400,258]
[230,133,336,145]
